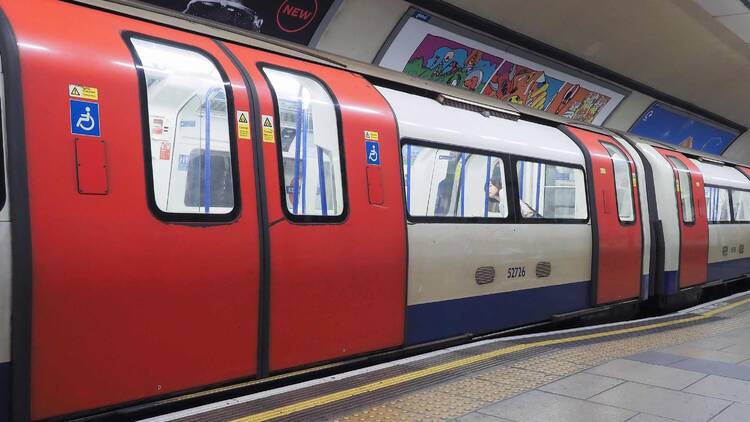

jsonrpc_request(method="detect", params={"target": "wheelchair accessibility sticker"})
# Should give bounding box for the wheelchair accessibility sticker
[70,99,100,137]
[365,141,380,165]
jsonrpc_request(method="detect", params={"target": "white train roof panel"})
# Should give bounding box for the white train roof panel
[376,87,585,166]
[693,159,750,190]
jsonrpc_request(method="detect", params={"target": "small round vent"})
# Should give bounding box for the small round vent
[536,261,552,278]
[475,266,496,285]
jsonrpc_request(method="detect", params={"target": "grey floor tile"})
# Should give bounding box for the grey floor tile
[626,351,686,366]
[670,358,750,380]
[721,343,750,355]
[586,359,705,389]
[479,390,635,422]
[683,375,750,404]
[658,345,749,363]
[626,414,678,422]
[589,382,730,422]
[453,412,512,421]
[711,402,750,422]
[681,336,737,351]
[725,327,750,338]
[538,373,623,399]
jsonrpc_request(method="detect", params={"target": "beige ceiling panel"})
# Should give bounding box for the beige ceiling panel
[444,0,750,126]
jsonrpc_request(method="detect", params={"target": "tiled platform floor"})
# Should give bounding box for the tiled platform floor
[336,301,750,422]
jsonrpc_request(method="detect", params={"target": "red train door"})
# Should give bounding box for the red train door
[224,44,406,373]
[10,3,264,419]
[564,127,642,305]
[658,149,708,288]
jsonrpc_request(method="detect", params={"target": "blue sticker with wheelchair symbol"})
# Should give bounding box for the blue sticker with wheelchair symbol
[70,99,100,137]
[365,141,380,165]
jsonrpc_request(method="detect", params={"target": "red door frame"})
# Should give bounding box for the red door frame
[226,44,407,373]
[657,149,708,288]
[563,126,643,305]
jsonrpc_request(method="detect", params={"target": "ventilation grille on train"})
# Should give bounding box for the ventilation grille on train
[536,261,552,278]
[436,94,519,121]
[475,266,496,285]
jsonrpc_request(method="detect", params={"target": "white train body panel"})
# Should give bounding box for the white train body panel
[406,224,591,305]
[376,88,585,166]
[378,86,593,343]
[693,160,750,275]
[612,134,652,280]
[637,143,680,273]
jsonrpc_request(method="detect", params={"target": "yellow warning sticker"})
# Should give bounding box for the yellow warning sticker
[364,130,379,141]
[262,114,275,143]
[69,84,99,101]
[237,111,251,140]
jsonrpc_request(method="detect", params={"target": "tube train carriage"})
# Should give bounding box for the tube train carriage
[0,1,749,420]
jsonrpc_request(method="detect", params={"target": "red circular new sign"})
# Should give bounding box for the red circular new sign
[276,0,319,33]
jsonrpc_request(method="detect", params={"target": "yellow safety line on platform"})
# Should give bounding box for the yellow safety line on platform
[232,296,750,422]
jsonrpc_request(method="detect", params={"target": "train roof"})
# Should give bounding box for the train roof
[378,86,586,166]
[692,159,750,190]
[71,0,747,169]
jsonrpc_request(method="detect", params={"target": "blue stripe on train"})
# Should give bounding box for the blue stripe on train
[708,257,750,282]
[405,281,590,345]
[663,270,679,295]
[0,361,8,421]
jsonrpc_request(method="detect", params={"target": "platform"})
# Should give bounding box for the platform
[145,292,750,422]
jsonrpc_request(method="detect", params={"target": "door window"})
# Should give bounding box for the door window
[128,37,238,220]
[668,157,695,223]
[601,142,635,223]
[263,67,345,219]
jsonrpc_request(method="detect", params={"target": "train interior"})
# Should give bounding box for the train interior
[132,37,234,215]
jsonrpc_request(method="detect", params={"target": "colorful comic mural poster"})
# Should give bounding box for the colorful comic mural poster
[377,10,625,125]
[403,34,505,93]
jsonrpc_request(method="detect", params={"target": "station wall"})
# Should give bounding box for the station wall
[315,0,749,161]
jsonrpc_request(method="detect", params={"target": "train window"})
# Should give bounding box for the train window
[516,160,588,221]
[732,190,750,222]
[0,110,4,213]
[402,143,508,219]
[705,186,731,223]
[128,37,238,220]
[601,142,635,223]
[667,157,695,224]
[262,67,345,219]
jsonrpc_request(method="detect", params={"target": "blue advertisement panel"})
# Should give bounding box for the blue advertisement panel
[630,103,739,154]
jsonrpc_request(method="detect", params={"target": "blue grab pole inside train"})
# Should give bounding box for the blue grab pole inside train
[203,87,220,214]
[406,144,412,213]
[301,108,308,214]
[292,93,304,214]
[459,153,466,217]
[484,156,491,217]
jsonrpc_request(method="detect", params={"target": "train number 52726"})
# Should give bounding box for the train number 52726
[507,266,526,278]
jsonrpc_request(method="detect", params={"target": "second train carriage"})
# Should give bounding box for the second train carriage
[0,1,749,420]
